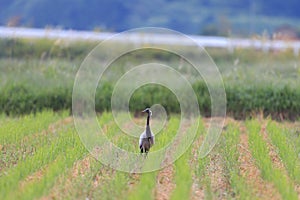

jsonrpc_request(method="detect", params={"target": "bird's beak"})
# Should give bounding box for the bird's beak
[142,110,146,113]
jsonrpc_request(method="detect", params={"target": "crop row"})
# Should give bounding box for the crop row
[1,113,300,199]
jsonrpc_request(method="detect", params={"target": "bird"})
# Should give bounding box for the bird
[139,108,155,154]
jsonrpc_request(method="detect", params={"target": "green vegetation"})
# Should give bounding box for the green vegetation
[0,38,95,60]
[127,171,156,200]
[266,121,300,183]
[0,112,70,172]
[41,113,131,200]
[127,116,180,200]
[0,115,87,199]
[246,119,298,200]
[1,38,300,119]
[0,110,67,144]
[170,120,200,200]
[1,18,300,199]
[1,111,300,199]
[220,123,254,199]
[193,119,212,199]
[170,151,193,200]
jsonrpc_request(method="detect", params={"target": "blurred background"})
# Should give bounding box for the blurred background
[1,0,300,38]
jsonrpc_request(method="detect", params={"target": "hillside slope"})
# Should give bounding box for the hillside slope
[1,0,300,36]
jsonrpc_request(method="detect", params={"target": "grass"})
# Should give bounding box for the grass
[8,141,86,200]
[1,35,300,199]
[266,120,300,183]
[193,118,211,199]
[126,116,180,200]
[0,110,71,173]
[0,110,68,144]
[246,119,298,200]
[170,147,193,200]
[91,170,131,200]
[41,112,127,200]
[170,118,201,200]
[1,111,300,199]
[220,123,254,199]
[0,125,87,199]
[45,156,103,199]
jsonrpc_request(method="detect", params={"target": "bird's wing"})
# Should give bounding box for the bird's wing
[151,132,155,144]
[139,131,146,146]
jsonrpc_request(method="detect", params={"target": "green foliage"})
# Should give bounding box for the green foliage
[0,38,95,60]
[3,79,300,119]
[0,83,72,115]
[129,85,180,114]
[1,39,300,119]
[226,84,300,120]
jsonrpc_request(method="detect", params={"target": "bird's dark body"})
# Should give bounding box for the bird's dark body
[140,137,154,153]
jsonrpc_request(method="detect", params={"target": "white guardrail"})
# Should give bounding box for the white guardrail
[0,26,300,55]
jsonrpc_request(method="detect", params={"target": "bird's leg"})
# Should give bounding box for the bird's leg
[145,152,148,158]
[141,147,146,154]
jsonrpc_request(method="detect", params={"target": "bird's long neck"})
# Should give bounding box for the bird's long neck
[146,114,150,126]
[146,114,151,137]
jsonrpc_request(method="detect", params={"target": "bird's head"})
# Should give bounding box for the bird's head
[142,108,152,116]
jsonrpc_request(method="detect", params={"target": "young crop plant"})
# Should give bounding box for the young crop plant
[194,118,212,199]
[44,113,131,199]
[7,133,87,200]
[0,125,84,200]
[246,119,298,200]
[151,116,180,151]
[221,123,254,199]
[0,110,68,144]
[267,120,300,183]
[0,118,73,171]
[170,120,199,200]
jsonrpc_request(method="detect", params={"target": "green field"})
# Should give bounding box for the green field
[0,111,300,199]
[1,37,300,199]
[0,38,300,119]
